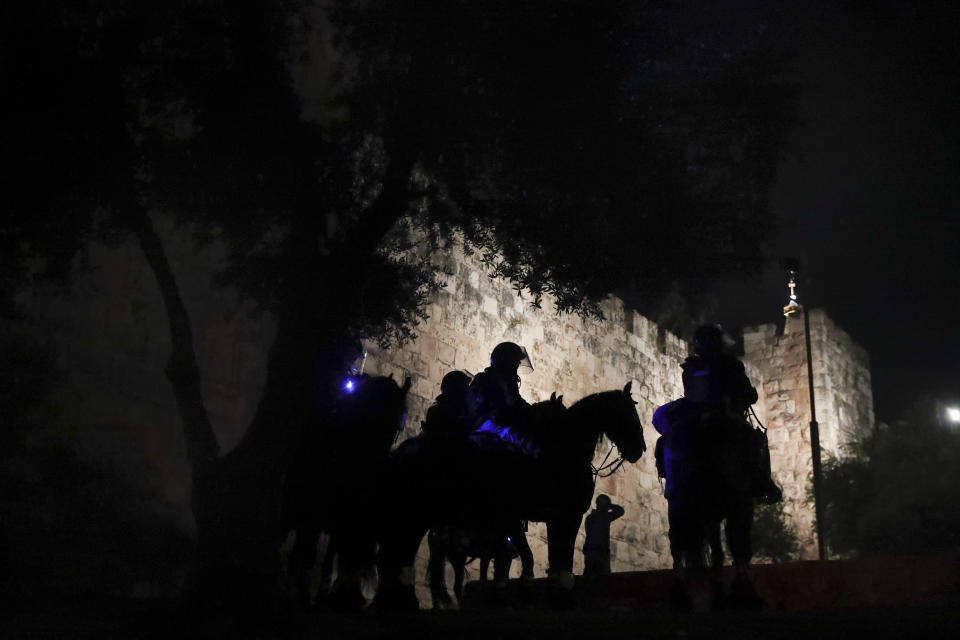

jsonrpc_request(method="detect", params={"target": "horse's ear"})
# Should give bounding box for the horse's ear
[623,381,633,395]
[402,377,412,393]
[550,391,557,402]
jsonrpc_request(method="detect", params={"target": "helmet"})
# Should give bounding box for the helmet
[440,370,472,396]
[693,324,724,357]
[596,494,611,508]
[490,342,534,372]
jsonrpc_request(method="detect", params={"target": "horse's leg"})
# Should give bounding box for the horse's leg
[479,556,490,584]
[427,528,453,609]
[317,532,336,601]
[513,523,535,581]
[545,512,582,608]
[665,499,696,611]
[492,540,512,587]
[330,529,376,610]
[452,553,466,605]
[724,494,762,609]
[709,519,724,569]
[372,519,429,610]
[666,500,691,570]
[289,524,321,609]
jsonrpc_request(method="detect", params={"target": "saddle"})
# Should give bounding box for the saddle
[653,399,782,504]
[473,419,540,458]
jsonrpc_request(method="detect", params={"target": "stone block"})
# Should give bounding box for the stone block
[437,340,455,366]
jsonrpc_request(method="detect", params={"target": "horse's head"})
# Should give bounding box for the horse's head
[602,381,647,463]
[339,374,412,449]
[566,382,646,463]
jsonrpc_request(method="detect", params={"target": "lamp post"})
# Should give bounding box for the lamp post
[782,261,826,561]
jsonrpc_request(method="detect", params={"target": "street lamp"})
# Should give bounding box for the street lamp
[782,259,826,561]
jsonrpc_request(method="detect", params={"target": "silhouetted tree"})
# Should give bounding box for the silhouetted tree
[821,402,960,556]
[752,503,800,563]
[3,0,795,607]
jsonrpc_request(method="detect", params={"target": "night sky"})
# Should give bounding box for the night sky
[713,1,960,423]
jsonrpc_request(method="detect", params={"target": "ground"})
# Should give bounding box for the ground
[7,557,959,639]
[6,595,960,640]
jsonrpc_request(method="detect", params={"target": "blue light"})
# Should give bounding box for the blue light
[344,379,355,392]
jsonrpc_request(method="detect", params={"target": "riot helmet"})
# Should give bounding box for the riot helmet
[440,370,472,396]
[490,341,534,373]
[692,324,724,357]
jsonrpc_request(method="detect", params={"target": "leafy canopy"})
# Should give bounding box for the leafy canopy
[4,0,795,343]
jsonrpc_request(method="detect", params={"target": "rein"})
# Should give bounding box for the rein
[591,441,625,480]
[747,405,766,432]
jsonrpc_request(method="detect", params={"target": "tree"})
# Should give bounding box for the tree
[752,503,801,563]
[3,0,795,608]
[820,403,960,556]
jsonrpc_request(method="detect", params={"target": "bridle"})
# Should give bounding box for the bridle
[591,441,625,480]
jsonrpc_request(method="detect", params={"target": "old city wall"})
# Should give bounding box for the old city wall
[8,217,874,597]
[743,312,875,559]
[361,245,689,592]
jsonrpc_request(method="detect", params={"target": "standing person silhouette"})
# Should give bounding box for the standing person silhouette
[582,494,624,577]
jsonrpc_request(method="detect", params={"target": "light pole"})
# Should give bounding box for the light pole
[782,260,826,561]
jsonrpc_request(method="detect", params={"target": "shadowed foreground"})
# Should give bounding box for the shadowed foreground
[6,556,959,639]
[6,595,960,640]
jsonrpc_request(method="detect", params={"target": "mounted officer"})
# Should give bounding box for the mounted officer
[682,324,758,418]
[680,323,763,606]
[466,342,534,442]
[421,370,473,437]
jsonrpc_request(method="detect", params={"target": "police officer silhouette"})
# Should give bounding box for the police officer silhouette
[467,342,533,436]
[422,370,473,437]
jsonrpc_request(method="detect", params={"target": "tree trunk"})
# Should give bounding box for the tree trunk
[132,144,418,611]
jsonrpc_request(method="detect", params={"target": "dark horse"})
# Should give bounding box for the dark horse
[426,392,567,608]
[654,398,779,570]
[283,374,410,608]
[426,521,533,608]
[373,382,646,609]
[653,398,777,608]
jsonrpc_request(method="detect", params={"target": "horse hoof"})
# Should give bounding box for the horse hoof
[328,588,368,612]
[547,587,577,611]
[372,586,420,611]
[668,582,693,612]
[727,575,764,611]
[482,585,514,609]
[431,593,456,611]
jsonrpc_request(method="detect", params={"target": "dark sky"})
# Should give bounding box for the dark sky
[714,1,960,423]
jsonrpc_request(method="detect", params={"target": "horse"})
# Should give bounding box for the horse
[425,393,567,608]
[653,398,776,608]
[426,521,534,609]
[282,373,411,608]
[371,381,646,609]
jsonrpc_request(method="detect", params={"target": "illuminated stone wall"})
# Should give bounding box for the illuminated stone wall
[743,311,875,559]
[368,247,874,599]
[362,246,685,600]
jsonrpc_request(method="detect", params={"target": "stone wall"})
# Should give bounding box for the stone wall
[8,218,874,599]
[361,246,690,598]
[743,311,875,559]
